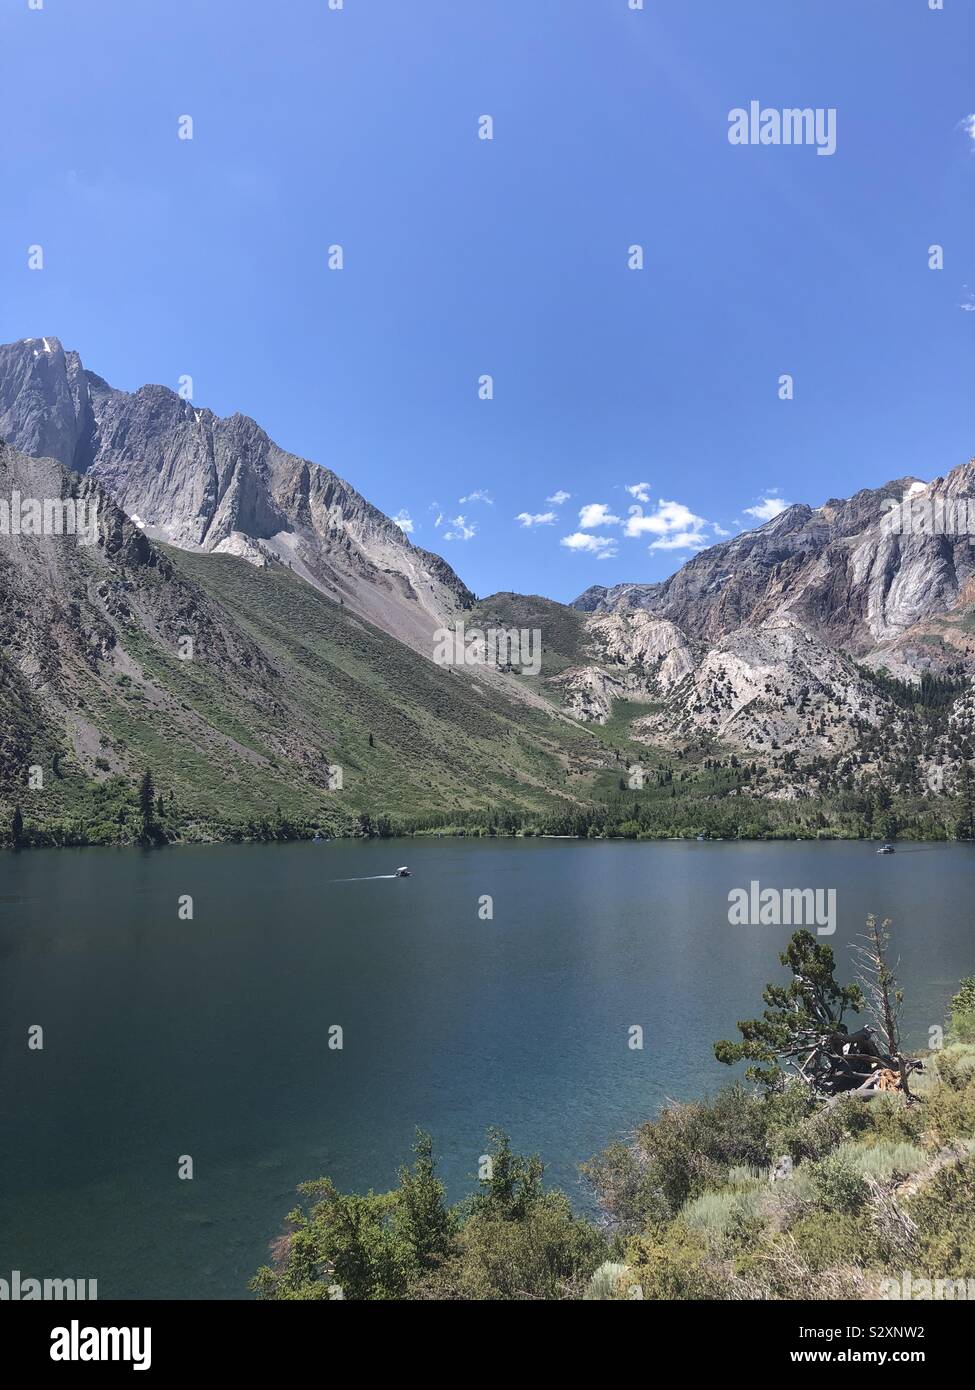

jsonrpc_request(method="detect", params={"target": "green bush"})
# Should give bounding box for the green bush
[908,1153,975,1276]
[831,1140,927,1182]
[788,1208,873,1273]
[680,1184,767,1239]
[808,1149,868,1214]
[444,1194,607,1300]
[625,1225,724,1300]
[772,1092,870,1164]
[947,978,975,1044]
[632,1085,769,1215]
[584,1261,631,1301]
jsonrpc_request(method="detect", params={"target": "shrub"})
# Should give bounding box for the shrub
[788,1209,873,1272]
[907,1152,975,1276]
[584,1261,631,1301]
[933,1043,975,1091]
[580,1140,670,1232]
[680,1184,767,1240]
[921,1072,975,1145]
[808,1149,868,1214]
[625,1225,725,1300]
[776,1094,869,1164]
[632,1085,769,1215]
[947,978,975,1044]
[831,1140,927,1182]
[858,1092,926,1145]
[446,1193,608,1300]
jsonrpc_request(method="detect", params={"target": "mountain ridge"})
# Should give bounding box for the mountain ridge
[2,334,973,838]
[0,435,619,840]
[0,336,474,657]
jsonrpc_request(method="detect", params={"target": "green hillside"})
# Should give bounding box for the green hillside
[0,487,620,845]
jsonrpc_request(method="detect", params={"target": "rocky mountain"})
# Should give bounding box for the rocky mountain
[2,333,972,821]
[566,465,975,756]
[574,474,975,651]
[0,336,473,656]
[0,438,615,838]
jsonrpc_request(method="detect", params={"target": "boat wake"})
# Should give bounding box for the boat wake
[330,875,401,882]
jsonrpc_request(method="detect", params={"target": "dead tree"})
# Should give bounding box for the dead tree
[852,914,917,1101]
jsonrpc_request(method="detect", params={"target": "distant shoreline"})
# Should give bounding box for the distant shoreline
[2,828,970,854]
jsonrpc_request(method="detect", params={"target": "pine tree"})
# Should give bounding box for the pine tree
[714,930,864,1091]
[11,804,24,847]
[394,1130,455,1270]
[138,768,156,843]
[958,763,975,841]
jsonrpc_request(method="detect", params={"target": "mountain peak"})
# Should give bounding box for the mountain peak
[0,336,474,654]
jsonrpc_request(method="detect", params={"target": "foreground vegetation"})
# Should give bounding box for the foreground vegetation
[251,947,975,1301]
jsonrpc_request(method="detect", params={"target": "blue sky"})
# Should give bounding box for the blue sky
[2,0,973,601]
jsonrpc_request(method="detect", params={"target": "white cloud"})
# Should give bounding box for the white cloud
[744,495,790,523]
[959,113,975,146]
[459,489,493,505]
[443,514,476,541]
[515,511,557,527]
[626,482,651,503]
[392,509,414,534]
[546,490,571,506]
[578,502,621,528]
[559,494,723,557]
[650,530,709,552]
[960,287,975,312]
[560,532,618,557]
[623,499,707,546]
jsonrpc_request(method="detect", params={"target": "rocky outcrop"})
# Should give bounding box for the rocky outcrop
[585,611,696,688]
[635,617,896,756]
[551,612,697,723]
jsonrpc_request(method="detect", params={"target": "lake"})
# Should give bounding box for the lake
[0,838,971,1299]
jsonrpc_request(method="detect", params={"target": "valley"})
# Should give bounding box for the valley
[0,336,973,847]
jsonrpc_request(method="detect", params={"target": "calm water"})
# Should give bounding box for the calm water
[0,838,972,1299]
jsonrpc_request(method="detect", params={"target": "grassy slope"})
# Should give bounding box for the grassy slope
[1,517,627,840]
[150,552,614,820]
[469,591,590,681]
[3,533,970,843]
